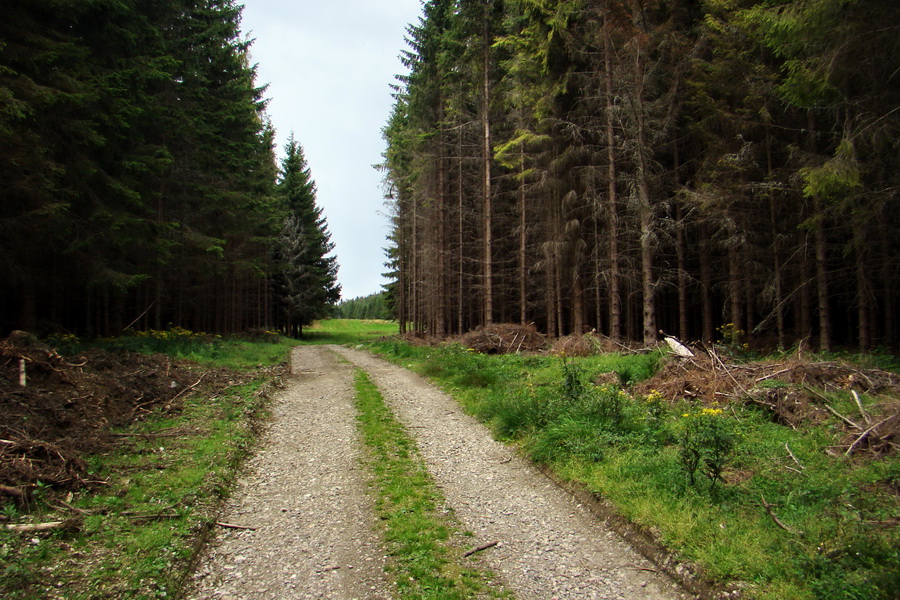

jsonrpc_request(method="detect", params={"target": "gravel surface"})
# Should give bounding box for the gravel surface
[187,345,689,600]
[186,346,392,600]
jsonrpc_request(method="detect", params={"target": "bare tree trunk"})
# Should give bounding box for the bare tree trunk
[481,20,494,327]
[813,197,831,352]
[436,142,447,337]
[633,46,657,346]
[765,123,785,347]
[799,234,813,343]
[857,249,870,352]
[700,222,715,343]
[458,133,465,335]
[727,221,744,334]
[519,151,528,325]
[604,11,622,341]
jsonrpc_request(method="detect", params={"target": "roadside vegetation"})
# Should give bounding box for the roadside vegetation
[365,337,899,600]
[353,370,510,599]
[0,329,293,599]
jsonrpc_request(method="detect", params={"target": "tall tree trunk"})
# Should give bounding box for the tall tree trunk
[481,19,494,327]
[700,222,715,343]
[519,154,528,325]
[727,220,744,334]
[799,234,813,343]
[807,112,831,352]
[765,123,785,347]
[458,132,465,335]
[435,141,447,337]
[676,202,689,340]
[633,46,657,346]
[573,267,585,335]
[856,248,870,352]
[813,198,831,352]
[604,11,622,341]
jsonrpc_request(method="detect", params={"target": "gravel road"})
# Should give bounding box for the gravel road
[187,345,689,600]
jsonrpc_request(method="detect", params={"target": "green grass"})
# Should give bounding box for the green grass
[363,339,900,600]
[353,369,511,600]
[73,328,297,369]
[299,318,399,345]
[0,336,289,599]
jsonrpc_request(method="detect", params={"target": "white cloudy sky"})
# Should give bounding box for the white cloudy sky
[239,0,423,300]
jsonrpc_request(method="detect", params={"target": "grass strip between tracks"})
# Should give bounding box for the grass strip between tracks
[352,369,511,600]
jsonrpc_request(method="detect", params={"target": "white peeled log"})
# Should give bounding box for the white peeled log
[665,336,695,358]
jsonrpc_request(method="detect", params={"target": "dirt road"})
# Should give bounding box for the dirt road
[186,345,688,600]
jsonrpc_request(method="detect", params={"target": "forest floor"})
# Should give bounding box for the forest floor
[185,345,688,600]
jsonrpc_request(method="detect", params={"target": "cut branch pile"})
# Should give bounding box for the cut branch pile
[461,323,546,354]
[635,348,900,458]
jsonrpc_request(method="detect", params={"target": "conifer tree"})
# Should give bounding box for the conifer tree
[274,135,341,338]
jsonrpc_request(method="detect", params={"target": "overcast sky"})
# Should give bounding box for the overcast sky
[239,0,423,301]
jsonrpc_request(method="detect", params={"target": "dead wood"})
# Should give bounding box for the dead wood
[463,540,499,557]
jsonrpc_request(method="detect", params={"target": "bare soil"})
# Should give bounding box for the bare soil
[0,332,262,498]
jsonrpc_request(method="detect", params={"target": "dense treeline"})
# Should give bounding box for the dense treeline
[0,0,338,337]
[382,0,899,351]
[333,292,392,320]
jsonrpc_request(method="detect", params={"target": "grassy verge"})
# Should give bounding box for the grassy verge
[0,334,291,599]
[352,369,511,600]
[364,339,899,600]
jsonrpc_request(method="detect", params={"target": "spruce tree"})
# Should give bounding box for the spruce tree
[274,135,340,338]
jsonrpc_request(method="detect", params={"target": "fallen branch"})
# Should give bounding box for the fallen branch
[215,521,257,531]
[759,495,799,534]
[4,520,78,533]
[708,347,752,399]
[785,443,804,470]
[821,403,862,431]
[168,373,207,404]
[127,513,179,521]
[756,367,792,383]
[846,415,896,456]
[463,540,499,557]
[0,485,27,499]
[851,391,871,425]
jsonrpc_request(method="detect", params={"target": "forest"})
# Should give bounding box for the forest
[0,0,339,338]
[382,0,899,352]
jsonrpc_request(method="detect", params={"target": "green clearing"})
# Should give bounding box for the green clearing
[364,339,900,600]
[301,318,398,345]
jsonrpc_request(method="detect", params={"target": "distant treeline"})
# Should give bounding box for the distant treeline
[382,0,899,351]
[0,1,338,338]
[333,292,393,321]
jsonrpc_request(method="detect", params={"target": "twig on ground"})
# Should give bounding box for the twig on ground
[846,415,896,456]
[215,522,257,531]
[821,402,862,431]
[759,495,799,534]
[851,391,871,425]
[4,520,79,533]
[463,540,499,557]
[785,443,804,470]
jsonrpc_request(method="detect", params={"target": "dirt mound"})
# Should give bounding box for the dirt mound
[461,323,546,354]
[636,350,900,457]
[0,332,251,496]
